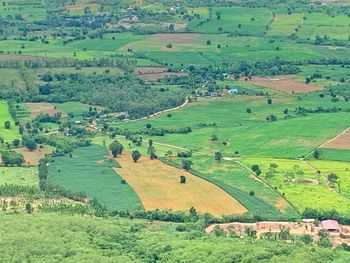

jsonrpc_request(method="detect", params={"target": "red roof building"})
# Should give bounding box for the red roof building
[321,220,341,232]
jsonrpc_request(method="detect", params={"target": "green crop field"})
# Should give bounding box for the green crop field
[54,102,102,117]
[0,101,19,140]
[268,13,304,36]
[0,167,38,186]
[48,144,141,211]
[188,7,272,34]
[242,158,350,214]
[118,95,350,159]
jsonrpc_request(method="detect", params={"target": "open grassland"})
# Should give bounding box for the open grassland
[268,13,304,36]
[188,7,272,34]
[297,12,350,40]
[54,102,102,117]
[0,166,38,186]
[0,33,349,67]
[298,64,350,86]
[119,96,350,158]
[317,148,350,162]
[48,145,141,211]
[115,154,247,217]
[0,4,47,21]
[310,160,350,198]
[0,68,25,92]
[164,155,299,220]
[0,101,19,140]
[243,158,350,214]
[33,66,124,76]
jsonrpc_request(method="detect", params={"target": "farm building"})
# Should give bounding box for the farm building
[321,220,342,232]
[229,88,239,94]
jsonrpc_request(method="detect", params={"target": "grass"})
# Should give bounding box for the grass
[242,157,350,214]
[310,160,350,198]
[161,155,299,220]
[0,166,38,186]
[0,68,25,92]
[268,13,304,36]
[115,154,247,217]
[0,100,19,140]
[48,144,141,211]
[316,148,350,162]
[54,102,102,116]
[118,95,350,159]
[297,13,350,40]
[188,7,272,34]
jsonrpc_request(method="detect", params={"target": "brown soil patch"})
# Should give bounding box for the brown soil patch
[66,3,100,12]
[242,75,323,94]
[115,154,247,217]
[135,66,168,74]
[275,197,290,212]
[152,33,201,43]
[135,66,188,80]
[14,147,52,166]
[25,102,67,118]
[139,72,189,80]
[321,128,350,150]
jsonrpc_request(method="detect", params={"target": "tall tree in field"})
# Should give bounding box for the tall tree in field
[132,150,141,163]
[24,139,37,151]
[109,140,124,157]
[215,151,223,162]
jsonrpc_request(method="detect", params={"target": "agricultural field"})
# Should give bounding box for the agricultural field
[115,154,247,217]
[0,101,19,140]
[188,7,272,34]
[48,145,141,211]
[2,0,350,259]
[0,166,38,186]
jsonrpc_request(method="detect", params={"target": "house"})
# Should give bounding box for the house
[229,88,239,94]
[321,220,342,232]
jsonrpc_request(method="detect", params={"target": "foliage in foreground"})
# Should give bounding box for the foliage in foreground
[1,212,350,263]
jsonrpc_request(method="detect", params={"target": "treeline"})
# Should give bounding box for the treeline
[303,208,350,225]
[33,73,187,119]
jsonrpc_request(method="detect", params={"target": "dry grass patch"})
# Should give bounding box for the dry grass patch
[115,154,247,217]
[152,33,201,43]
[14,147,52,166]
[242,75,324,94]
[25,102,67,118]
[135,66,189,80]
[66,3,100,13]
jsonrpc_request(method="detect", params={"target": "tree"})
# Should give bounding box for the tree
[249,190,255,196]
[109,140,124,157]
[146,123,152,129]
[327,173,338,186]
[206,40,211,45]
[4,121,10,129]
[182,159,193,171]
[180,175,186,184]
[24,139,37,151]
[210,134,219,142]
[25,203,32,214]
[132,150,141,163]
[313,150,321,159]
[251,164,260,173]
[267,98,273,105]
[214,151,223,162]
[12,139,20,147]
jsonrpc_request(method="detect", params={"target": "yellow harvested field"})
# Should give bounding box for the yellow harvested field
[115,154,247,217]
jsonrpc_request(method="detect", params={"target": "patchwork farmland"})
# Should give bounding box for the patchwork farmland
[1,0,350,260]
